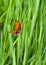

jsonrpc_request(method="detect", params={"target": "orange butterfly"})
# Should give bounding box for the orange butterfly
[9,20,22,34]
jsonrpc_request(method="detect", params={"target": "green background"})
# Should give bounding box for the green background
[0,0,46,65]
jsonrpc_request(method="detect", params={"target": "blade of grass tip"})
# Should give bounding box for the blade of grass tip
[13,38,18,46]
[29,56,36,65]
[27,54,35,65]
[28,0,40,47]
[40,47,46,61]
[30,61,34,65]
[0,10,7,21]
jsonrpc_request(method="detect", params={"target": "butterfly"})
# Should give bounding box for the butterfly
[9,20,22,34]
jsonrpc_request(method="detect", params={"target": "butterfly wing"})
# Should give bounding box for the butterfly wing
[9,30,17,34]
[9,30,21,34]
[14,20,22,30]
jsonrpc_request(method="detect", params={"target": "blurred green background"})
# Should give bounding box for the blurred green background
[0,0,46,65]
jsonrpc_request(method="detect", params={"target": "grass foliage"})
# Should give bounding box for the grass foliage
[0,0,46,65]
